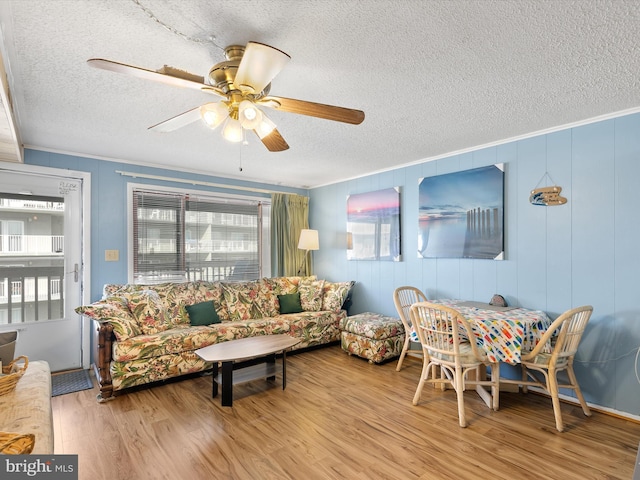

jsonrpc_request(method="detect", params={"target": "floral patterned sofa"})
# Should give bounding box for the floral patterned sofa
[76,276,353,401]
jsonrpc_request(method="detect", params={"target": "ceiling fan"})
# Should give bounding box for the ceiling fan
[87,41,365,152]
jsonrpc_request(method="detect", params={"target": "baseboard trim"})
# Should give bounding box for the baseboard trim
[525,386,640,424]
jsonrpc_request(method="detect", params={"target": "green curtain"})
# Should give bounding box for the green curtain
[271,193,310,276]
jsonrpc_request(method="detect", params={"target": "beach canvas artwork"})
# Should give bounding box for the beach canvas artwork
[418,164,504,259]
[347,187,401,261]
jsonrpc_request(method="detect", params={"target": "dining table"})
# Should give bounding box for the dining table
[430,299,553,365]
[424,299,553,408]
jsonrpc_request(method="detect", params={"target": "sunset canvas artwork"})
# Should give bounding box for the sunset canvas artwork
[347,187,401,261]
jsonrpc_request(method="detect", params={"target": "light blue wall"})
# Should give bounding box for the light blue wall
[309,111,640,417]
[21,111,640,417]
[23,150,307,302]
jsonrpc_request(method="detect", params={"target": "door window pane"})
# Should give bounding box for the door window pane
[0,194,65,324]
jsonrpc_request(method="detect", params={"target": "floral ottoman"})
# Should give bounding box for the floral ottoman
[340,312,404,364]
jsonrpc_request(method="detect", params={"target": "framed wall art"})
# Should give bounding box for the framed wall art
[347,187,401,261]
[418,164,504,260]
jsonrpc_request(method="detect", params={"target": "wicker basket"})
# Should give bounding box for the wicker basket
[0,355,28,396]
[0,432,36,454]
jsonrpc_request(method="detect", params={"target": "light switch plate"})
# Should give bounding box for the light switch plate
[105,249,119,262]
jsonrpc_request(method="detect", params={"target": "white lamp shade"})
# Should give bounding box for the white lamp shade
[200,102,229,130]
[255,114,277,139]
[222,117,244,142]
[234,42,291,94]
[238,100,263,129]
[298,229,319,250]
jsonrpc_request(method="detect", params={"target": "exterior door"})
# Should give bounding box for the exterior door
[0,167,88,371]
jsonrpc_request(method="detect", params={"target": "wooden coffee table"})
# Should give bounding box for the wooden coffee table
[194,334,300,406]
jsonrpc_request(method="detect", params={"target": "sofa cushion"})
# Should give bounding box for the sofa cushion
[160,282,192,326]
[184,281,228,321]
[126,289,172,335]
[264,276,317,295]
[112,319,290,362]
[299,278,325,312]
[221,281,266,320]
[165,281,224,325]
[278,293,303,314]
[277,311,344,348]
[110,351,211,392]
[111,311,344,363]
[75,296,141,341]
[103,283,177,325]
[103,282,194,326]
[185,301,221,326]
[104,282,163,297]
[322,281,355,312]
[256,278,280,317]
[103,283,128,297]
[112,325,223,362]
[264,276,298,295]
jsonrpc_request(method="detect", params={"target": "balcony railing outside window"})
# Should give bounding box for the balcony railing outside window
[0,235,64,254]
[0,199,65,211]
[0,266,64,324]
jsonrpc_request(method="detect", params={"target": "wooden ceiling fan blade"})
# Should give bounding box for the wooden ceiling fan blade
[234,42,290,94]
[148,106,203,132]
[262,96,365,125]
[87,58,222,95]
[254,128,289,152]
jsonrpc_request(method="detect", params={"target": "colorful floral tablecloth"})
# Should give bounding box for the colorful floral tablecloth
[432,299,552,364]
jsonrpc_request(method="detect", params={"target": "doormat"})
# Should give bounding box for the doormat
[51,369,93,397]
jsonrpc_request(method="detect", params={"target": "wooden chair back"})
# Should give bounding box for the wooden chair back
[410,302,484,365]
[393,286,427,334]
[523,305,593,367]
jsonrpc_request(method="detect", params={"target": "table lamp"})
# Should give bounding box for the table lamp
[297,229,319,275]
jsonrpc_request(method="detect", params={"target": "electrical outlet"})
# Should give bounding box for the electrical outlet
[105,249,119,262]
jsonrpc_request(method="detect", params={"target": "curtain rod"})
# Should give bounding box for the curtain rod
[115,170,301,195]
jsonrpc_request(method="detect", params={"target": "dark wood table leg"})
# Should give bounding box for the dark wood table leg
[267,353,276,381]
[282,350,287,390]
[221,360,233,407]
[212,362,219,398]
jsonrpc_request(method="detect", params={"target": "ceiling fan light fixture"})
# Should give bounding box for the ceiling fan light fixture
[200,102,229,130]
[87,41,363,154]
[238,100,263,129]
[222,117,244,142]
[255,114,277,139]
[234,42,291,94]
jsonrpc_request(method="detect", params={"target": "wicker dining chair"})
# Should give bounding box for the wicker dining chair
[410,301,500,427]
[501,305,593,432]
[393,286,427,371]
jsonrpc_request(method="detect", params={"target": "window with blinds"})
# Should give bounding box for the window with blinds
[132,188,270,284]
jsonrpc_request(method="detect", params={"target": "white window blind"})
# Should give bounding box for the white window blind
[132,188,269,283]
[133,190,185,283]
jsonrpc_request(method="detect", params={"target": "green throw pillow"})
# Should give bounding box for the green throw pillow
[278,293,303,314]
[185,301,221,326]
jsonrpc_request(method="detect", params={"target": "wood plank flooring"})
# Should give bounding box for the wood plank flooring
[52,345,640,480]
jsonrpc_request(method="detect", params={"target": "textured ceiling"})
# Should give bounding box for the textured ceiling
[0,0,639,188]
